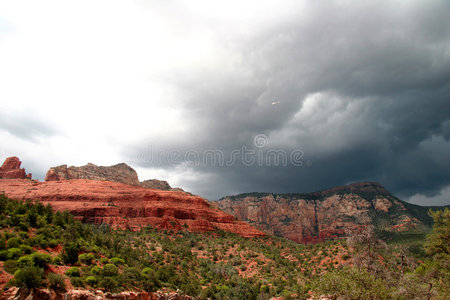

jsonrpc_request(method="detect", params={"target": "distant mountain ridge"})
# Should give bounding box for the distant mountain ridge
[217,182,445,243]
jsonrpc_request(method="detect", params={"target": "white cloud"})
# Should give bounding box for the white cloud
[408,185,450,206]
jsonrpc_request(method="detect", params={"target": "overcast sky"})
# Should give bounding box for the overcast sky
[0,0,449,205]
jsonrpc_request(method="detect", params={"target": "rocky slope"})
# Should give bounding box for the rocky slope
[0,178,264,238]
[45,162,140,186]
[46,162,186,192]
[141,179,187,193]
[0,156,31,179]
[141,179,172,190]
[217,182,437,243]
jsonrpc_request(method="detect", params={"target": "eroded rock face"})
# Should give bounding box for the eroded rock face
[140,179,187,193]
[0,156,31,179]
[141,179,172,190]
[45,163,187,193]
[217,182,429,243]
[0,179,265,238]
[45,163,140,186]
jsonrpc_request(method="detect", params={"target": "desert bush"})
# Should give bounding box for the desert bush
[70,277,84,288]
[65,267,81,277]
[110,257,125,265]
[103,263,119,276]
[12,266,44,288]
[90,265,102,276]
[62,242,80,264]
[31,252,52,268]
[53,256,62,265]
[0,250,9,261]
[4,260,20,274]
[19,244,33,254]
[17,255,33,267]
[6,248,22,260]
[141,267,160,292]
[78,253,95,264]
[48,273,67,292]
[7,237,21,249]
[99,276,118,292]
[85,275,98,286]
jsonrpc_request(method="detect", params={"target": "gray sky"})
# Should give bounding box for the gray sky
[0,0,449,205]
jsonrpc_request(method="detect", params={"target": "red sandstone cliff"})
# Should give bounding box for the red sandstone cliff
[217,182,432,243]
[0,179,265,238]
[0,156,31,179]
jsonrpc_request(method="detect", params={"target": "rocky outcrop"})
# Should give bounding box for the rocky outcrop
[217,182,433,243]
[45,162,187,193]
[45,163,140,186]
[0,156,31,179]
[0,179,265,238]
[141,179,172,190]
[140,179,187,193]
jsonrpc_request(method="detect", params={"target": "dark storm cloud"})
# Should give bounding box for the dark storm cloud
[127,0,450,203]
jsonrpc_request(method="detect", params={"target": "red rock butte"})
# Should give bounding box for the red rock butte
[0,156,32,179]
[0,179,265,238]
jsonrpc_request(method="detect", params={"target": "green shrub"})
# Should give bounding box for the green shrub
[48,273,67,292]
[85,275,98,286]
[19,244,34,255]
[7,237,21,249]
[99,276,118,292]
[4,260,19,274]
[6,248,22,260]
[0,250,8,261]
[31,252,52,268]
[62,243,80,264]
[12,266,44,288]
[99,257,109,264]
[312,266,390,299]
[141,267,159,292]
[70,277,84,288]
[48,239,59,248]
[17,255,33,267]
[37,238,48,249]
[78,253,94,264]
[110,257,125,266]
[121,267,141,285]
[53,256,62,265]
[103,264,118,276]
[65,267,81,277]
[90,265,102,276]
[0,236,6,250]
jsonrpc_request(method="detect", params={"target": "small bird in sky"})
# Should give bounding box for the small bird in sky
[272,101,280,105]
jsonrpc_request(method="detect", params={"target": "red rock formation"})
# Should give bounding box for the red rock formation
[217,182,427,243]
[45,162,188,193]
[0,157,31,179]
[45,163,140,186]
[0,179,265,238]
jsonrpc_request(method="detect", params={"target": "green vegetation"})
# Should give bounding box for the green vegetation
[0,193,448,299]
[311,209,449,300]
